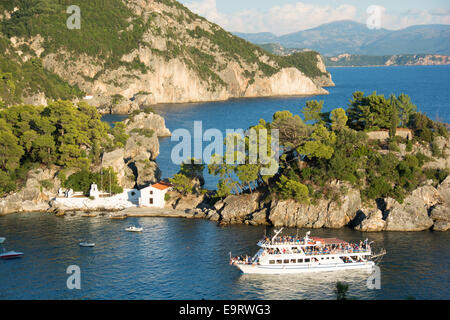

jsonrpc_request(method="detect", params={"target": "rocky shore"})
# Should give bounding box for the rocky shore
[158,175,450,232]
[2,174,449,233]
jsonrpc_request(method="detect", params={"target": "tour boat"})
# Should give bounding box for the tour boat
[230,229,386,274]
[79,242,95,247]
[125,226,143,232]
[0,238,24,259]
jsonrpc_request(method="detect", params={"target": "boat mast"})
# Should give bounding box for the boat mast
[271,228,284,243]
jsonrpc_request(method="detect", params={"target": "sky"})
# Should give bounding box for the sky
[179,0,450,35]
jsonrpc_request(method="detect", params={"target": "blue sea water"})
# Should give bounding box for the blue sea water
[0,212,449,300]
[1,66,448,300]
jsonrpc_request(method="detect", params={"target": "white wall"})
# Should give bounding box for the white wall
[139,187,169,208]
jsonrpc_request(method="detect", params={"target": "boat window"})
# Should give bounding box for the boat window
[297,259,303,263]
[305,258,310,263]
[269,260,275,264]
[277,260,282,264]
[290,259,296,263]
[283,259,290,264]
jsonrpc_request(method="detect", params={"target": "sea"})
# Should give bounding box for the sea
[1,65,449,300]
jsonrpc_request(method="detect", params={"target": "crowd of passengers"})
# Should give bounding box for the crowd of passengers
[263,241,370,255]
[230,255,252,265]
[261,236,305,245]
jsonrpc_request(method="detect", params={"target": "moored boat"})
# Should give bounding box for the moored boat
[0,251,24,259]
[125,226,143,232]
[230,229,386,274]
[79,242,95,247]
[0,238,24,259]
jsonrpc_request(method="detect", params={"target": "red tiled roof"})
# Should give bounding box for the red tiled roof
[151,182,171,190]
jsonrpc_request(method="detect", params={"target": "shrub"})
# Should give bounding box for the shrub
[406,140,413,152]
[276,175,310,204]
[431,142,443,158]
[169,173,193,195]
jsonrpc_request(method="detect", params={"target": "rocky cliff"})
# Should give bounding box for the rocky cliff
[101,111,170,189]
[166,176,449,232]
[0,0,332,113]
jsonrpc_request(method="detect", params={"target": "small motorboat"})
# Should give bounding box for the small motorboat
[125,226,143,232]
[0,238,24,259]
[0,251,24,259]
[79,242,95,247]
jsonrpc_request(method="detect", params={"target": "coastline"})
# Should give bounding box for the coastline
[98,90,331,115]
[326,64,450,68]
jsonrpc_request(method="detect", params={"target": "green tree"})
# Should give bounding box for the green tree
[169,173,193,195]
[236,164,259,193]
[330,108,348,132]
[301,100,324,123]
[0,119,24,171]
[109,122,129,148]
[347,91,397,130]
[271,111,310,151]
[180,158,205,180]
[297,124,336,160]
[396,93,417,127]
[0,170,15,196]
[208,154,239,196]
[276,175,309,203]
[32,134,56,165]
[389,94,399,138]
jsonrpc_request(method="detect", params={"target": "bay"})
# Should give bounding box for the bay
[1,66,448,300]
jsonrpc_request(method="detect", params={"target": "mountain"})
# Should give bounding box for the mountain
[325,53,450,67]
[257,43,450,67]
[235,20,450,56]
[233,32,279,44]
[0,0,333,113]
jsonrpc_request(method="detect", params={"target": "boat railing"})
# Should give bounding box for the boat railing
[303,249,371,255]
[259,239,306,246]
[262,248,371,256]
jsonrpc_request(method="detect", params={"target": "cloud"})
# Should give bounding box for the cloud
[381,8,450,30]
[183,0,450,34]
[184,0,358,35]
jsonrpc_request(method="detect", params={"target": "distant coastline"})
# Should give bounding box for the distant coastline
[326,64,450,68]
[324,54,450,68]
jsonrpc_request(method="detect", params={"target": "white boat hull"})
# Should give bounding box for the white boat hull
[0,251,24,259]
[236,262,375,274]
